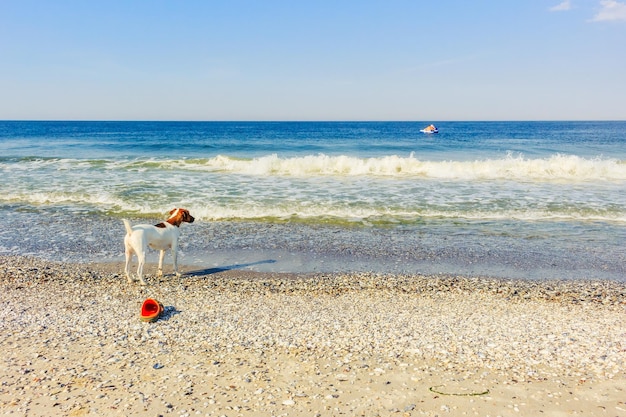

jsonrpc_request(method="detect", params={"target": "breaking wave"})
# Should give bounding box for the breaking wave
[4,153,624,182]
[192,153,626,181]
[2,152,625,224]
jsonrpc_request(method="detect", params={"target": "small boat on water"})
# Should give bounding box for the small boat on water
[420,124,438,134]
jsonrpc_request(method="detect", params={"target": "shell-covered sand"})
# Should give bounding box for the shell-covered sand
[1,255,625,416]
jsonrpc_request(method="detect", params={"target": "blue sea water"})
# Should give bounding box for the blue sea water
[1,120,625,280]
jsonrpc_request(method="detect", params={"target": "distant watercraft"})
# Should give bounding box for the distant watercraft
[420,124,438,134]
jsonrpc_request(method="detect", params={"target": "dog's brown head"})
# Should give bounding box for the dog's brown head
[167,208,195,227]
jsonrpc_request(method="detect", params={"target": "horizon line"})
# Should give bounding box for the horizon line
[1,119,625,123]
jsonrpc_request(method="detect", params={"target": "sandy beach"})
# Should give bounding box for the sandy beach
[1,255,625,416]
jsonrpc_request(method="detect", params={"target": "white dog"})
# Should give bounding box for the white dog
[123,208,195,285]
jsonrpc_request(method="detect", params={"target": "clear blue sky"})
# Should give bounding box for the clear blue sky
[1,1,625,121]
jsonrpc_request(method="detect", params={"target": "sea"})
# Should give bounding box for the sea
[1,120,625,281]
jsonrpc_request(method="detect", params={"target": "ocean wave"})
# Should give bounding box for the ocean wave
[3,191,624,225]
[3,151,625,225]
[185,205,626,224]
[3,153,625,182]
[168,153,626,182]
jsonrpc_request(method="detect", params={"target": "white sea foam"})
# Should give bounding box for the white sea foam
[4,184,624,224]
[185,205,626,224]
[2,153,625,224]
[160,153,626,182]
[4,153,625,182]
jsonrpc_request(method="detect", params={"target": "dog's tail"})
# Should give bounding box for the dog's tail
[123,219,133,236]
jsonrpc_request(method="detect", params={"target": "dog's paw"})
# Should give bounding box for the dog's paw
[156,269,163,277]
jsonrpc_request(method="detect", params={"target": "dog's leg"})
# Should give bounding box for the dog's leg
[171,244,181,277]
[136,250,148,285]
[157,250,165,277]
[124,240,133,284]
[124,247,134,283]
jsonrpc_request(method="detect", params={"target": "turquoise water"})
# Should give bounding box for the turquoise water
[1,121,625,279]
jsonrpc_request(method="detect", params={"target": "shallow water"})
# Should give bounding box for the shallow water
[2,209,624,281]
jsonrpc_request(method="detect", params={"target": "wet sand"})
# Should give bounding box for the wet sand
[1,255,625,416]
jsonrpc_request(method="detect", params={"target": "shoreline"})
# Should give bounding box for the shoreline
[2,211,626,281]
[2,255,626,416]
